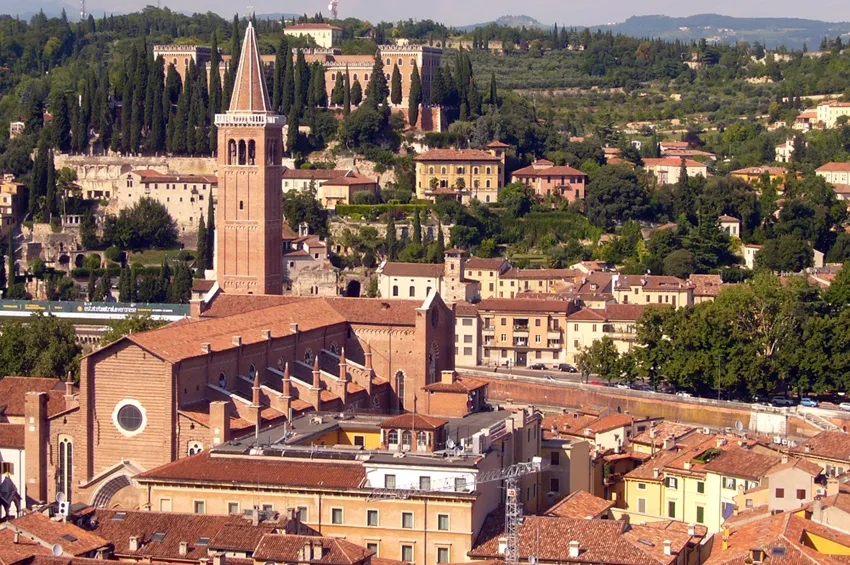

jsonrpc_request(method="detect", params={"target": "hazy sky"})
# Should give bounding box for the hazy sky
[91,0,850,26]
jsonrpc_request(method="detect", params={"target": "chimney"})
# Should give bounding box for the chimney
[13,530,19,544]
[497,537,507,555]
[441,370,457,384]
[805,445,811,453]
[202,343,211,354]
[290,322,299,334]
[649,428,658,439]
[262,329,272,340]
[64,373,75,410]
[688,524,696,537]
[568,541,580,558]
[663,436,675,450]
[179,541,188,556]
[129,536,139,552]
[781,454,789,464]
[663,540,672,556]
[282,362,292,398]
[652,468,660,479]
[813,498,824,523]
[683,461,691,470]
[209,401,231,446]
[212,553,226,565]
[722,527,730,551]
[716,438,727,448]
[303,541,314,561]
[232,336,242,347]
[251,506,261,526]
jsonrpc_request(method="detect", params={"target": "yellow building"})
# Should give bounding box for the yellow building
[613,275,694,308]
[463,257,510,299]
[566,304,646,364]
[477,298,575,368]
[284,23,343,48]
[0,174,24,237]
[414,142,507,204]
[318,171,379,210]
[817,99,850,129]
[497,268,582,299]
[730,165,788,184]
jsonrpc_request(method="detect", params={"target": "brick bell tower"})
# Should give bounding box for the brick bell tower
[214,22,284,295]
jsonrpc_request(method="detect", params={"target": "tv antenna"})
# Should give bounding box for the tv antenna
[328,0,338,19]
[80,0,86,21]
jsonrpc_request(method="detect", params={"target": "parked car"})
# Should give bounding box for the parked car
[771,396,795,407]
[529,363,546,370]
[588,380,605,386]
[557,363,578,373]
[840,402,850,412]
[615,383,631,389]
[675,391,693,398]
[801,397,819,408]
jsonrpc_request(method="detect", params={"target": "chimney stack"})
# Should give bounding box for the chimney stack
[262,329,272,340]
[568,541,580,558]
[202,343,211,354]
[212,553,226,565]
[290,322,299,334]
[688,524,696,537]
[209,401,231,446]
[13,530,19,544]
[232,336,242,347]
[652,468,660,479]
[663,540,672,556]
[179,541,188,556]
[781,454,789,464]
[497,537,507,555]
[129,536,139,552]
[339,348,348,381]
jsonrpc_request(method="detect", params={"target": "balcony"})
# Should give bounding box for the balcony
[547,340,562,349]
[512,338,529,347]
[547,328,561,339]
[482,327,495,336]
[513,325,529,337]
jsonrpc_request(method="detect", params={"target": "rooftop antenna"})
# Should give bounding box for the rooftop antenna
[327,0,338,19]
[79,0,86,21]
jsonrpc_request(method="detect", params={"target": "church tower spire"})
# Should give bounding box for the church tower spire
[214,21,284,295]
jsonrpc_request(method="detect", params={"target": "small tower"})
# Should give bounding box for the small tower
[214,22,285,295]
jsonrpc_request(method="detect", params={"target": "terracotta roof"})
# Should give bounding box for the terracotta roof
[643,157,706,168]
[137,451,366,489]
[422,377,486,394]
[470,513,675,565]
[322,172,378,187]
[380,262,444,278]
[689,274,726,297]
[254,534,371,564]
[702,447,781,480]
[791,430,850,462]
[464,257,509,271]
[511,164,587,178]
[705,511,848,565]
[113,297,425,363]
[587,413,639,434]
[817,162,850,172]
[731,167,786,176]
[137,172,217,185]
[545,490,614,519]
[282,168,348,180]
[631,422,696,448]
[74,509,279,560]
[0,527,53,563]
[454,301,478,317]
[615,275,691,291]
[285,23,343,31]
[379,413,447,431]
[487,141,509,148]
[766,457,823,477]
[191,279,215,293]
[0,423,24,448]
[659,141,689,149]
[833,183,850,194]
[228,22,272,113]
[8,512,109,556]
[500,268,581,280]
[567,304,647,322]
[542,413,603,439]
[0,377,67,418]
[718,215,740,222]
[642,519,708,539]
[282,223,299,239]
[413,149,501,162]
[477,298,574,313]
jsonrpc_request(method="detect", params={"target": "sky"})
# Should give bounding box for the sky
[90,0,850,26]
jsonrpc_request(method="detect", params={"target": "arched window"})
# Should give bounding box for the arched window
[409,286,415,297]
[238,140,247,165]
[57,437,73,498]
[304,348,314,364]
[228,140,237,165]
[249,364,257,379]
[392,285,399,297]
[239,200,244,211]
[396,371,406,411]
[219,372,227,388]
[353,74,358,81]
[386,58,391,65]
[388,429,399,445]
[428,167,434,174]
[331,73,336,80]
[398,58,403,66]
[267,139,277,165]
[188,441,204,456]
[486,180,491,188]
[402,431,413,447]
[418,431,428,447]
[485,166,492,175]
[441,167,447,175]
[365,74,369,81]
[473,167,479,175]
[248,140,256,165]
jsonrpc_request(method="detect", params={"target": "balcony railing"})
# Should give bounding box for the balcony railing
[513,338,529,347]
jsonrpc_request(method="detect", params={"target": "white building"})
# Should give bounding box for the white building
[377,250,479,303]
[718,215,741,238]
[284,23,342,48]
[642,157,707,184]
[817,162,850,187]
[817,100,850,129]
[741,244,764,269]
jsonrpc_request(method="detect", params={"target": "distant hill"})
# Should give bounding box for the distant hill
[0,0,78,19]
[457,14,550,32]
[589,14,850,49]
[253,13,301,21]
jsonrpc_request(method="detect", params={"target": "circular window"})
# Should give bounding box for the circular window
[117,405,143,432]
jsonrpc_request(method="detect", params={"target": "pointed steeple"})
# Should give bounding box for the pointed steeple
[229,21,273,114]
[282,362,291,398]
[312,355,321,389]
[251,370,261,407]
[339,348,348,382]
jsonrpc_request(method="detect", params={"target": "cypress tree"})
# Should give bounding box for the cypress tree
[230,15,242,65]
[118,267,129,302]
[365,53,388,105]
[45,150,56,221]
[308,62,327,108]
[53,94,71,151]
[286,107,298,156]
[193,62,210,154]
[196,214,208,272]
[385,215,397,261]
[87,272,96,301]
[430,66,445,106]
[281,51,295,116]
[129,265,138,302]
[408,61,422,126]
[205,195,215,269]
[147,57,166,152]
[435,223,445,262]
[130,80,143,153]
[98,83,113,150]
[0,241,6,295]
[390,64,402,105]
[489,71,498,106]
[293,49,309,117]
[171,73,190,154]
[343,66,351,115]
[120,76,133,152]
[413,208,422,246]
[350,78,362,107]
[209,33,222,153]
[273,37,288,113]
[30,137,48,217]
[331,72,344,106]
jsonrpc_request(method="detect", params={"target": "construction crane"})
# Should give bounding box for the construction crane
[367,456,544,565]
